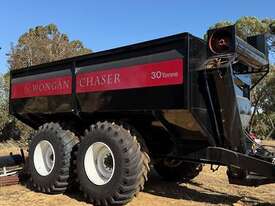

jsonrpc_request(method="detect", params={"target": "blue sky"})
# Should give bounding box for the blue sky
[1,0,275,73]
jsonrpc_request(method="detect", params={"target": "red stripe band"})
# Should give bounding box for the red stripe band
[11,58,184,99]
[76,58,183,93]
[11,76,72,99]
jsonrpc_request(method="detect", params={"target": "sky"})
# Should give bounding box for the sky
[1,0,275,74]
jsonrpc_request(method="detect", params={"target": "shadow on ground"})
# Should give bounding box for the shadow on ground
[143,170,272,206]
[32,169,273,206]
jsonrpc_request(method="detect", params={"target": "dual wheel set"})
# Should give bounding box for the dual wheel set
[27,121,202,206]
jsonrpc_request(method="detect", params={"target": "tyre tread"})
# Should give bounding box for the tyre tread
[77,121,150,206]
[28,122,78,194]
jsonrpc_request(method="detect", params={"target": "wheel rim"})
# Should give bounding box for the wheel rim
[84,142,115,185]
[33,140,55,176]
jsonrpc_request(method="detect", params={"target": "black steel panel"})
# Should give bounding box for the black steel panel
[188,35,216,144]
[10,65,73,118]
[10,95,73,114]
[78,85,185,112]
[76,49,187,112]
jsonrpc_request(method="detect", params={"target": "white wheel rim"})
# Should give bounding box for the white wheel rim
[84,142,115,185]
[33,140,55,176]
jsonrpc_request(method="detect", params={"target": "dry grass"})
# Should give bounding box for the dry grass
[0,142,275,206]
[0,142,22,156]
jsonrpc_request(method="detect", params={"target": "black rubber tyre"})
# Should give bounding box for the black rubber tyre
[76,121,150,206]
[154,159,202,183]
[121,122,151,192]
[28,122,78,194]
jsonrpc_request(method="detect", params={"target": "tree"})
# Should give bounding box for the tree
[8,24,92,70]
[0,74,9,126]
[1,24,92,142]
[208,16,275,139]
[252,66,275,138]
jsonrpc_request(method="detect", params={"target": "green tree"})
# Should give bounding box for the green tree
[252,66,275,138]
[8,23,92,70]
[0,74,9,126]
[1,24,92,141]
[208,16,275,139]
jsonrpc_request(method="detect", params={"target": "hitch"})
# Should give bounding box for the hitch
[163,145,275,186]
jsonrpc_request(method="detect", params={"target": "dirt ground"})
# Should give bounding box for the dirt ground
[0,142,275,206]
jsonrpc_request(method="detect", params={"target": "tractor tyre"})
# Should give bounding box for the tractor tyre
[28,122,78,194]
[154,159,202,183]
[76,121,150,206]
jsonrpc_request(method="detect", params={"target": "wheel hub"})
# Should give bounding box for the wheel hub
[33,140,55,176]
[84,142,115,185]
[104,153,113,170]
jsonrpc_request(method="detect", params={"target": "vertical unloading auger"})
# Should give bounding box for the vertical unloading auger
[200,25,275,185]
